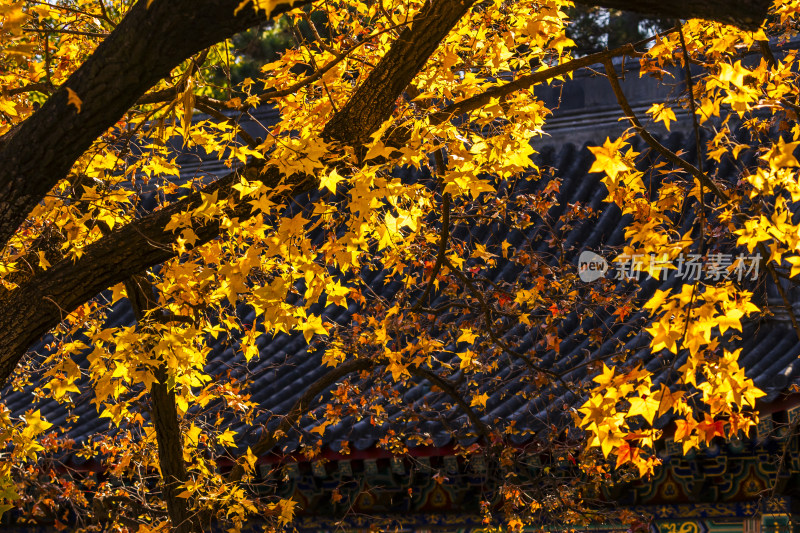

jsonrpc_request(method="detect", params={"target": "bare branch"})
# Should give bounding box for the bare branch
[227,358,377,482]
[407,366,491,439]
[410,149,450,311]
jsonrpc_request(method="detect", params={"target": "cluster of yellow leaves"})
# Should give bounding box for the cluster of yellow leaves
[576,12,800,480]
[578,364,669,475]
[0,404,55,516]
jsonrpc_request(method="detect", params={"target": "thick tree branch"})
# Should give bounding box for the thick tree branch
[321,0,476,146]
[427,30,681,129]
[429,44,638,126]
[0,164,310,384]
[1,0,771,389]
[381,33,671,151]
[4,82,55,98]
[0,40,634,385]
[0,0,304,251]
[0,0,477,385]
[406,366,491,439]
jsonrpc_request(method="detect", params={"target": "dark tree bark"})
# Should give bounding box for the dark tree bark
[149,369,198,533]
[0,0,768,254]
[0,0,474,386]
[0,165,282,384]
[0,1,776,531]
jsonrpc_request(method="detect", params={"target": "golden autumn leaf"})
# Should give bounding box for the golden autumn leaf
[66,88,82,113]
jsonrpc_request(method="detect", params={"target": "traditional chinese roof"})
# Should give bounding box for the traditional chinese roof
[7,57,800,467]
[9,140,800,457]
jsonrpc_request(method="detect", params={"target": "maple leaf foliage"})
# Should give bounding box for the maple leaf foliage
[0,0,793,531]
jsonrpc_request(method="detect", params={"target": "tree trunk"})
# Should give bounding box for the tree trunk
[321,0,476,147]
[0,0,774,393]
[124,275,201,533]
[150,370,199,533]
[0,0,475,387]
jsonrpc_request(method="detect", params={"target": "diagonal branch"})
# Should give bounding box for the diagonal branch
[602,59,728,202]
[410,149,450,311]
[0,0,479,385]
[321,0,477,147]
[226,358,377,482]
[381,31,675,150]
[0,163,310,385]
[0,0,305,252]
[407,365,491,439]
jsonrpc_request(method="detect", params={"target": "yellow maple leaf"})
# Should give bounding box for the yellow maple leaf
[276,498,297,526]
[22,410,52,438]
[0,99,17,117]
[588,137,632,179]
[761,137,800,172]
[300,314,328,343]
[66,87,82,113]
[45,378,80,400]
[310,421,329,435]
[243,447,257,473]
[627,395,660,425]
[218,429,237,447]
[647,103,677,131]
[470,392,489,409]
[457,328,478,344]
[319,168,344,193]
[459,349,477,370]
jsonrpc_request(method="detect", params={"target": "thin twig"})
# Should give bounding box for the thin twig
[442,256,570,388]
[194,101,258,149]
[290,20,339,113]
[226,358,377,482]
[410,149,450,311]
[27,0,116,27]
[603,58,728,203]
[4,81,54,97]
[408,366,491,439]
[23,27,108,38]
[97,0,116,27]
[428,27,679,127]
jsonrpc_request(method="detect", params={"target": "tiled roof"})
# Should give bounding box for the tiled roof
[7,57,800,461]
[9,125,800,462]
